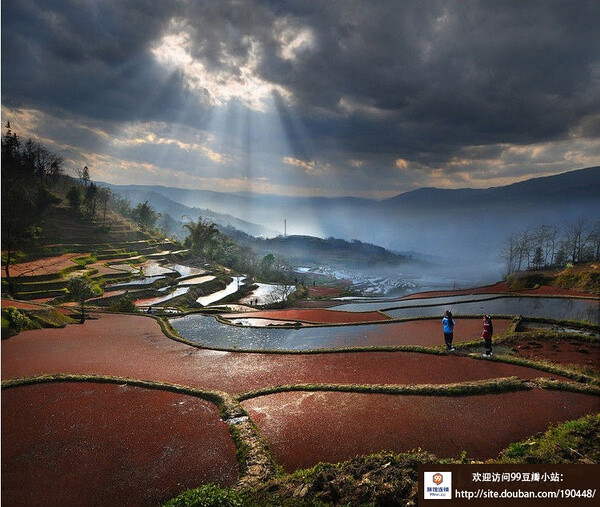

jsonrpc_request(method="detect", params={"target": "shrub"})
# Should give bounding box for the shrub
[163,484,244,507]
[1,307,34,336]
[109,296,137,313]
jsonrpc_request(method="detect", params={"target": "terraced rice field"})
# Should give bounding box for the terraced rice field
[7,254,84,277]
[2,281,598,504]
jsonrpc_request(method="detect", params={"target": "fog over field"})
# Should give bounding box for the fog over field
[104,166,600,290]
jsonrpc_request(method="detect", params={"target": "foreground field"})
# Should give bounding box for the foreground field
[2,301,598,505]
[2,266,600,505]
[2,383,238,506]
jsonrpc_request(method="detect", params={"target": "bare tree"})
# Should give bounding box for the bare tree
[268,282,296,304]
[590,220,600,262]
[564,218,591,263]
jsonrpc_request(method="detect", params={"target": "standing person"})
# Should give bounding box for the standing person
[442,310,456,351]
[482,315,494,357]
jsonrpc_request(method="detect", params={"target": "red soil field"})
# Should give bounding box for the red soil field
[89,289,127,301]
[243,390,600,471]
[29,297,55,304]
[2,383,238,506]
[307,286,344,297]
[1,314,570,394]
[1,298,46,310]
[403,281,596,300]
[508,337,600,371]
[222,308,392,324]
[6,253,85,277]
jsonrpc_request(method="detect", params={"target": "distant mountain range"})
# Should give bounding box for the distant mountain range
[102,184,278,238]
[100,166,600,278]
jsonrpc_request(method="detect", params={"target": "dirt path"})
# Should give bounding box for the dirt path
[2,382,238,506]
[1,314,570,394]
[243,389,600,471]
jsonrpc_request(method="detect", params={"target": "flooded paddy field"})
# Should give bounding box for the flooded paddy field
[382,296,599,322]
[170,314,513,350]
[2,383,238,506]
[243,389,600,471]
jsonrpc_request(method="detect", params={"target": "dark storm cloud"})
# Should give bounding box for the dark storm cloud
[252,0,600,162]
[2,0,599,176]
[1,0,211,125]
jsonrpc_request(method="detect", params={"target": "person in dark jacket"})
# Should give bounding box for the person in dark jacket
[482,314,493,356]
[442,310,455,351]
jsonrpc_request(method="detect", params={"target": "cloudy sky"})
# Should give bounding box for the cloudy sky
[2,0,599,198]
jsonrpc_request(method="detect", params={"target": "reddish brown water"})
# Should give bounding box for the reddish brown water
[2,314,565,394]
[243,389,600,471]
[2,383,238,506]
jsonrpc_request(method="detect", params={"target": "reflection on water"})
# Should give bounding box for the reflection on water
[166,264,207,277]
[177,275,216,287]
[332,294,509,312]
[170,296,599,351]
[137,287,190,306]
[196,276,246,306]
[106,276,167,289]
[171,314,403,350]
[383,297,599,323]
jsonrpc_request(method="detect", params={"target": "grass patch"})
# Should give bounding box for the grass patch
[499,413,600,464]
[27,308,76,328]
[0,374,225,406]
[247,450,448,506]
[467,353,599,385]
[237,377,529,402]
[163,484,245,507]
[532,377,600,396]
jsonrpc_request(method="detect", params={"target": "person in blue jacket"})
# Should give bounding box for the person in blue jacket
[442,310,456,351]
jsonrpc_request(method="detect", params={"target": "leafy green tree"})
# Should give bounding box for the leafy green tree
[66,186,82,214]
[131,201,159,228]
[183,217,219,255]
[84,182,98,218]
[1,123,62,295]
[97,187,112,226]
[67,277,98,323]
[259,253,275,278]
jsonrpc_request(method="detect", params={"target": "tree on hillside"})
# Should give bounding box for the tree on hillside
[268,281,296,304]
[97,187,111,226]
[67,277,98,323]
[533,246,544,270]
[66,186,82,214]
[501,218,600,276]
[1,123,63,295]
[84,182,98,218]
[183,217,219,255]
[78,166,90,188]
[131,201,160,228]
